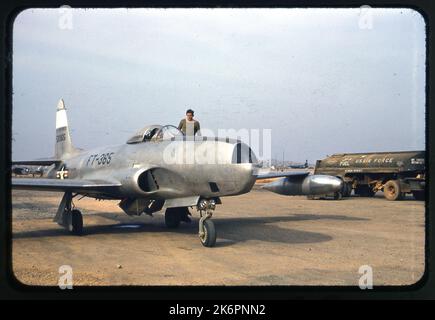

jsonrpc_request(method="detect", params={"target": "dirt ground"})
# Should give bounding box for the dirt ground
[11,187,425,286]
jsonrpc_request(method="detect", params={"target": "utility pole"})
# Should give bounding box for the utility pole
[282,150,285,170]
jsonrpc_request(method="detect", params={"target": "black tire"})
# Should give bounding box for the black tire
[343,182,352,197]
[355,185,374,197]
[200,219,217,247]
[412,190,425,201]
[179,207,192,223]
[384,180,403,201]
[333,191,343,200]
[165,208,181,228]
[70,209,83,235]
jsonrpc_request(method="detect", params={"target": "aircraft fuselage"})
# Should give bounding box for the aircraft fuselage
[47,138,258,201]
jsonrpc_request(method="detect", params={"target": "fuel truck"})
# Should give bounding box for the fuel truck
[311,151,425,201]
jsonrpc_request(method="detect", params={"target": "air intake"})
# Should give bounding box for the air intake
[209,182,220,193]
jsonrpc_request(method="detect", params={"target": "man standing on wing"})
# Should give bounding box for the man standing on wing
[178,109,201,137]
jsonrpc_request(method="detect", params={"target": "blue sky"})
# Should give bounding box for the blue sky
[12,8,426,163]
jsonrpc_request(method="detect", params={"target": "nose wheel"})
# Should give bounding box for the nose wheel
[198,199,217,247]
[199,214,216,247]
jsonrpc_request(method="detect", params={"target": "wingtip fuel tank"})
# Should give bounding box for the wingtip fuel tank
[262,174,342,196]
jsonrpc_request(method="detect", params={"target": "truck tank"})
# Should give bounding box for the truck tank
[313,151,425,201]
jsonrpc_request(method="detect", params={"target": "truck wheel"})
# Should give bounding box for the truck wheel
[384,180,403,201]
[412,191,425,201]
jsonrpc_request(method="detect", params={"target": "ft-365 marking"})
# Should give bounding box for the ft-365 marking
[86,152,115,166]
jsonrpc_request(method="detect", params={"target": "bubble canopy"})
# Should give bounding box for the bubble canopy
[155,125,184,141]
[126,125,184,144]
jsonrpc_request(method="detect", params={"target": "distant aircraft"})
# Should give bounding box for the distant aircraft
[12,99,341,247]
[28,166,44,177]
[289,160,309,169]
[12,165,29,176]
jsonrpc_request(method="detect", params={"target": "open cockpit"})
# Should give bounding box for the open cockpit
[126,125,184,144]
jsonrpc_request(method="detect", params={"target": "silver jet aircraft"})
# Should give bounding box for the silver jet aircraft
[12,99,342,247]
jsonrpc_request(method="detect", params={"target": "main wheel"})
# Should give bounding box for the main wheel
[199,219,217,247]
[69,209,83,235]
[412,190,425,201]
[384,180,403,201]
[179,207,192,223]
[165,208,181,228]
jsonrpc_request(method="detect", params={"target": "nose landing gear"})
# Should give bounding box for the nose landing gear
[197,199,217,247]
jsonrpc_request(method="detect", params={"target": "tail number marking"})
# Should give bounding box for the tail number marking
[56,134,66,142]
[86,152,115,166]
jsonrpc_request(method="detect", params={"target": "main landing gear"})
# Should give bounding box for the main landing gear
[54,192,83,235]
[164,207,192,228]
[163,199,217,247]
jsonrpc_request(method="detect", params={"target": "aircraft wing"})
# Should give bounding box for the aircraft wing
[12,178,121,193]
[256,171,309,180]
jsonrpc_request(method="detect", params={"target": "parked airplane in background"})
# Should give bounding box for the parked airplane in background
[289,160,309,169]
[12,99,342,247]
[12,165,29,176]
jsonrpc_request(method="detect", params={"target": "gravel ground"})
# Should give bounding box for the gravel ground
[12,187,425,286]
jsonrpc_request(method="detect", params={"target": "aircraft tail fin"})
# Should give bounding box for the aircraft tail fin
[55,99,77,159]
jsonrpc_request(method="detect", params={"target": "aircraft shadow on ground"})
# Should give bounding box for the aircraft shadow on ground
[212,213,368,247]
[12,202,44,210]
[13,212,368,247]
